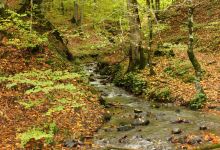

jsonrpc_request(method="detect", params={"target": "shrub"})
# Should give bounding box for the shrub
[189,92,207,110]
[18,128,54,148]
[147,87,172,103]
[0,10,47,49]
[114,72,147,95]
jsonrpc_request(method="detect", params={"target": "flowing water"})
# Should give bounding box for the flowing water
[85,63,220,150]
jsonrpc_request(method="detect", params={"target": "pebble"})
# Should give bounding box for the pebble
[199,125,208,130]
[132,118,150,126]
[134,109,143,114]
[172,128,182,134]
[63,139,81,148]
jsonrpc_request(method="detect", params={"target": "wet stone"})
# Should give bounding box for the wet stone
[132,118,150,126]
[63,139,81,148]
[172,128,182,134]
[171,118,190,124]
[175,109,181,113]
[103,127,115,132]
[117,124,135,132]
[134,109,143,114]
[199,125,208,130]
[89,74,96,81]
[101,92,109,97]
[99,96,106,106]
[187,136,202,145]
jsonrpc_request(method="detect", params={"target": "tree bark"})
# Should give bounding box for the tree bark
[155,0,160,20]
[71,0,81,26]
[127,0,144,71]
[187,0,204,94]
[146,0,155,75]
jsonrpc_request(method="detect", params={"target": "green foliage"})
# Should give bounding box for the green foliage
[48,122,59,135]
[154,23,171,34]
[19,99,44,109]
[18,128,54,147]
[45,105,64,116]
[164,59,195,83]
[0,70,82,95]
[114,72,147,95]
[189,92,207,110]
[155,87,171,101]
[0,10,47,49]
[147,87,172,102]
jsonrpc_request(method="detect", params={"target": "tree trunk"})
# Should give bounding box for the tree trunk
[155,0,160,20]
[127,0,144,71]
[71,0,81,26]
[146,0,155,75]
[187,0,204,94]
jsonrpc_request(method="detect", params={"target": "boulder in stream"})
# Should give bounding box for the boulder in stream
[132,118,150,126]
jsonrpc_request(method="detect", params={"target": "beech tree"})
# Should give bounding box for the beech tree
[71,0,82,26]
[127,0,145,71]
[187,0,205,95]
[146,0,155,75]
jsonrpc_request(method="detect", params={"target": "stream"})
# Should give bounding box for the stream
[85,63,220,150]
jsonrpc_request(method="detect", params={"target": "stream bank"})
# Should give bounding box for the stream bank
[85,63,220,150]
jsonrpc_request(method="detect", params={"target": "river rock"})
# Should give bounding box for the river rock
[63,139,82,148]
[103,111,112,122]
[89,75,96,82]
[199,125,208,130]
[100,80,108,85]
[117,124,135,131]
[175,109,181,113]
[187,136,202,145]
[101,92,109,97]
[103,127,115,132]
[171,118,190,124]
[132,118,150,126]
[134,109,143,114]
[99,96,106,106]
[172,128,182,134]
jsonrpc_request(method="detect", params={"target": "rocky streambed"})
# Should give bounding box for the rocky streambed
[85,63,220,150]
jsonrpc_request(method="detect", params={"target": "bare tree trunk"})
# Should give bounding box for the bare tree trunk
[187,0,204,94]
[127,0,144,71]
[0,1,5,15]
[155,0,160,20]
[61,1,65,15]
[71,0,81,26]
[146,0,155,75]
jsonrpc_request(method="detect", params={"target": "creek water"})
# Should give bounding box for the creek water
[85,63,220,150]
